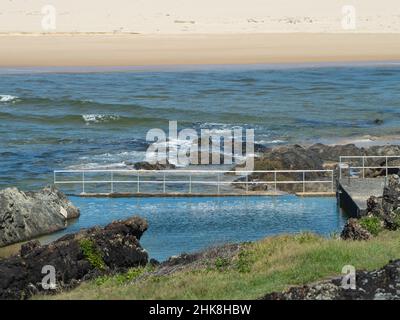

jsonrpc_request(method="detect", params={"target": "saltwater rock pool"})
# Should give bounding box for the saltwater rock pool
[39,195,347,261]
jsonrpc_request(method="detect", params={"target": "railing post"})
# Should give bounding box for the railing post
[163,172,166,193]
[362,156,365,179]
[111,172,114,193]
[217,173,220,195]
[302,171,305,193]
[245,174,248,193]
[189,174,192,194]
[137,172,140,193]
[339,157,342,180]
[274,171,277,193]
[82,172,85,194]
[331,170,334,192]
[386,156,389,177]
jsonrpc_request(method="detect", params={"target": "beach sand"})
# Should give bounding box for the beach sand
[0,0,400,67]
[2,33,400,67]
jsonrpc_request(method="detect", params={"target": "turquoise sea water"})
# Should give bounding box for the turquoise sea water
[41,195,345,261]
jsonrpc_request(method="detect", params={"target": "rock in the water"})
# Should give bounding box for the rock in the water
[263,259,400,300]
[0,186,80,247]
[0,216,148,300]
[340,218,372,240]
[133,161,176,170]
[308,143,365,162]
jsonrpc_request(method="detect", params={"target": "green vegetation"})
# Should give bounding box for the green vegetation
[392,209,400,229]
[359,216,384,236]
[36,230,400,300]
[79,238,106,271]
[94,267,148,286]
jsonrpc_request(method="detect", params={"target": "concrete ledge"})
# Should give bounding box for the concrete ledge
[73,191,288,198]
[295,192,336,197]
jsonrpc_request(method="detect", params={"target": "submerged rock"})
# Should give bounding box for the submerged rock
[263,259,400,300]
[0,186,80,247]
[0,216,148,300]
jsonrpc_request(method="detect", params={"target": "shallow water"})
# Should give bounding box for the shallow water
[35,195,346,262]
[1,63,400,190]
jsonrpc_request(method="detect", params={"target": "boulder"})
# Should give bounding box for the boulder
[263,259,400,300]
[340,218,372,241]
[0,186,80,247]
[0,216,149,300]
[133,161,176,170]
[307,143,365,162]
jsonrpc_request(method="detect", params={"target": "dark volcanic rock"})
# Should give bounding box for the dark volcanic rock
[0,216,148,300]
[341,174,400,239]
[307,143,365,162]
[261,144,323,170]
[0,186,80,247]
[133,161,176,170]
[340,218,372,240]
[263,259,400,300]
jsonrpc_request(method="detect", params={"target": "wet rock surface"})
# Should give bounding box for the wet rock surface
[132,161,176,170]
[244,143,400,192]
[0,186,80,247]
[0,216,148,300]
[263,259,400,300]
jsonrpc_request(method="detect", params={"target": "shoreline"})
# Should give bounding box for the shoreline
[1,33,400,67]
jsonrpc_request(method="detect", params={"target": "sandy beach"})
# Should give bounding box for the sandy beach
[1,33,400,67]
[1,0,400,67]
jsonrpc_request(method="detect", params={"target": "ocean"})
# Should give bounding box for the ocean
[1,63,400,190]
[0,62,397,258]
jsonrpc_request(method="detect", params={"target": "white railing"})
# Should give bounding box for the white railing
[339,155,400,179]
[53,169,334,195]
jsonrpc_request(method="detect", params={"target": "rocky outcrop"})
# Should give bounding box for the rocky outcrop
[308,143,365,162]
[0,186,80,247]
[340,218,372,241]
[263,259,400,300]
[0,216,148,300]
[133,161,176,170]
[341,175,400,240]
[242,143,400,192]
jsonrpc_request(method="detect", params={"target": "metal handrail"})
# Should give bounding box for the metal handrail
[339,155,400,179]
[54,169,334,195]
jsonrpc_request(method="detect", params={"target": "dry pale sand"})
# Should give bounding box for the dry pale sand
[2,0,400,34]
[1,0,400,66]
[1,33,400,67]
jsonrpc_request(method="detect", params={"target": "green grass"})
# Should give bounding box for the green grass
[359,216,384,236]
[79,238,106,271]
[35,230,400,300]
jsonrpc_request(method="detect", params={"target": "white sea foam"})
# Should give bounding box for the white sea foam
[257,139,286,144]
[82,114,120,124]
[0,95,18,102]
[66,162,129,170]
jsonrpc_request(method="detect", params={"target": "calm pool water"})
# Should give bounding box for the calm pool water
[42,195,346,261]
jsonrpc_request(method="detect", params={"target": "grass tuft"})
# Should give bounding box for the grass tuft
[79,238,106,271]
